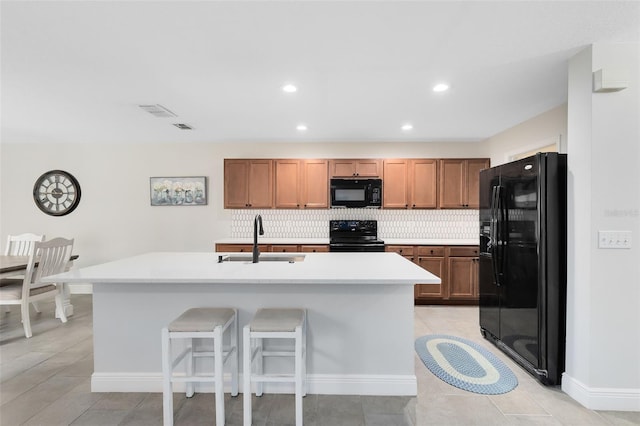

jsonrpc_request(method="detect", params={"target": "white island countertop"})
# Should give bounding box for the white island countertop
[48,251,439,285]
[215,238,479,246]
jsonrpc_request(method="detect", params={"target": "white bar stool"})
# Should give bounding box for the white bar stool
[243,308,307,426]
[162,307,239,426]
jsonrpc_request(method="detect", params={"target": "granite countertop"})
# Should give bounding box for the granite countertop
[215,238,479,246]
[43,252,440,285]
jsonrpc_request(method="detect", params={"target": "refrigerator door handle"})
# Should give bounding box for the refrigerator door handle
[496,185,504,287]
[490,185,501,286]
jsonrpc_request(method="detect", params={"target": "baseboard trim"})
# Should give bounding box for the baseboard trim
[562,373,640,411]
[91,372,417,396]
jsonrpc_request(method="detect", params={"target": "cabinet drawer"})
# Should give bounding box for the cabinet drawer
[216,244,269,253]
[385,245,414,256]
[447,246,479,257]
[271,245,299,252]
[301,245,329,253]
[416,246,444,257]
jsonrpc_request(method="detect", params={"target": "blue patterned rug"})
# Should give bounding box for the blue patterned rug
[415,335,518,395]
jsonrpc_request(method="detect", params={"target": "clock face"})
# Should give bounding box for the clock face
[33,170,82,216]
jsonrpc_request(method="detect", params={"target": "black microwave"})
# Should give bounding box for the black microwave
[330,178,382,208]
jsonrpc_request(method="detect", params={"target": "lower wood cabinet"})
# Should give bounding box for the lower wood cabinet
[447,246,479,301]
[387,244,479,304]
[216,243,329,253]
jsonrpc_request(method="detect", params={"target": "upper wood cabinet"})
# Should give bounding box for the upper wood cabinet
[274,159,328,209]
[224,159,273,208]
[382,160,409,208]
[383,159,437,209]
[274,159,301,209]
[302,160,329,208]
[329,159,382,178]
[439,158,490,209]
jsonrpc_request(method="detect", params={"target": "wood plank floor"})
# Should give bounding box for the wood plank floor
[1,295,637,425]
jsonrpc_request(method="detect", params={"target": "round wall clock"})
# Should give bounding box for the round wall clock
[32,170,82,216]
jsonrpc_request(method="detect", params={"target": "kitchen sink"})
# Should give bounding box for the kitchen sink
[218,254,306,263]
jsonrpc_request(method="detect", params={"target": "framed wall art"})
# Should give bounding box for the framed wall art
[150,176,207,206]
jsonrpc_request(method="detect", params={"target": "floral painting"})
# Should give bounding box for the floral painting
[150,177,207,206]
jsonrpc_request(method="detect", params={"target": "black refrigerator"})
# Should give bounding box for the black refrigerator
[479,152,567,385]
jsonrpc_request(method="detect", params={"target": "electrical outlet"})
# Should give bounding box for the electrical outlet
[598,231,632,249]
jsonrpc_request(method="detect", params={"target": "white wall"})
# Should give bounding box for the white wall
[484,103,567,166]
[563,44,640,411]
[0,141,485,269]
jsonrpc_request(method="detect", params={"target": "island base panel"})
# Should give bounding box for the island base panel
[91,282,416,396]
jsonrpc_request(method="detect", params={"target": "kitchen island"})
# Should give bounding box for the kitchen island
[45,251,439,395]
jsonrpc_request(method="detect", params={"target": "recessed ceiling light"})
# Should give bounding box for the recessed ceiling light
[433,83,450,92]
[401,123,413,131]
[282,84,298,93]
[296,124,308,131]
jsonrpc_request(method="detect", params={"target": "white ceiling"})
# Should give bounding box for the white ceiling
[1,1,638,145]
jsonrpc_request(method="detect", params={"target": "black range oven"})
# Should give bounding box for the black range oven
[329,220,385,252]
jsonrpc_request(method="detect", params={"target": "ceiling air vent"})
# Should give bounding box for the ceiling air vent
[173,123,193,130]
[138,104,178,118]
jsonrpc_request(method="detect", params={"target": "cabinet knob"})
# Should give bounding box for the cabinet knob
[297,204,300,207]
[312,249,317,252]
[430,250,434,254]
[412,204,416,208]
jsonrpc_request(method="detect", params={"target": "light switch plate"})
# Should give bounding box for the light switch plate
[598,231,632,249]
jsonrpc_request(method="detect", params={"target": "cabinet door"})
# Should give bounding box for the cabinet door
[466,159,490,209]
[410,159,438,209]
[415,257,446,298]
[330,160,358,177]
[355,159,382,177]
[329,159,381,177]
[224,160,250,208]
[439,159,466,209]
[448,257,476,299]
[248,160,273,208]
[274,160,301,209]
[302,160,329,208]
[383,160,409,208]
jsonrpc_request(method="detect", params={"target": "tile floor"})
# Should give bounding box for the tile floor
[1,295,638,425]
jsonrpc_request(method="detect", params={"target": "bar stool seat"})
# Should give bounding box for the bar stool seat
[162,307,238,426]
[243,308,307,426]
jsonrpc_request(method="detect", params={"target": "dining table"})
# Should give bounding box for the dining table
[0,254,79,317]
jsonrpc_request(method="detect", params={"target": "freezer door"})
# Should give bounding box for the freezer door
[478,167,501,339]
[497,156,541,369]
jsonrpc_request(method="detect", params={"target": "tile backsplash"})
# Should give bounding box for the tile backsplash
[231,209,479,240]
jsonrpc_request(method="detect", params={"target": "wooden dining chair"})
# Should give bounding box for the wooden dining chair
[0,237,73,338]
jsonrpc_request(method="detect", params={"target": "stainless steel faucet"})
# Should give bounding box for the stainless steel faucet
[253,214,264,263]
